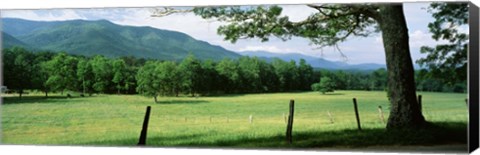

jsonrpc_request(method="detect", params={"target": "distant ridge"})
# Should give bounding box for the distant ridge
[2,32,30,49]
[1,18,240,61]
[238,50,387,70]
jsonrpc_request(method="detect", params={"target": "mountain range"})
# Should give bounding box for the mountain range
[1,18,239,61]
[2,18,387,70]
[239,51,386,70]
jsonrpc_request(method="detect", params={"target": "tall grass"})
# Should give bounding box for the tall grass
[1,91,468,148]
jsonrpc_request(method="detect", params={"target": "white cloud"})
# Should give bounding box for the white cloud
[409,30,433,48]
[280,5,316,22]
[1,9,87,21]
[375,36,382,44]
[1,4,448,65]
[237,45,295,53]
[458,25,469,35]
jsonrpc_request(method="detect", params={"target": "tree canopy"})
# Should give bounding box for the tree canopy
[416,3,468,86]
[152,3,428,129]
[312,76,336,94]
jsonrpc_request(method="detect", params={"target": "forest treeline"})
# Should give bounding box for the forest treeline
[2,47,466,100]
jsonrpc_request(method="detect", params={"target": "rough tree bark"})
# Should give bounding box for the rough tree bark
[377,4,426,129]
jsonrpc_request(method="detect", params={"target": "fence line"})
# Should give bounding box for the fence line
[3,109,440,128]
[2,98,468,144]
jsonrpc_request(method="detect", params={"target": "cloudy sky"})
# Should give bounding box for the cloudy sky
[1,3,467,64]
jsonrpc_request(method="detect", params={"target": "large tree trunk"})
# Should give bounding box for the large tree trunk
[378,4,426,129]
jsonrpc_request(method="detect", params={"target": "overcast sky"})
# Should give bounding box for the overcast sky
[1,3,468,64]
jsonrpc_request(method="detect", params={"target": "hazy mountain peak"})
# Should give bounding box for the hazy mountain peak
[238,50,386,70]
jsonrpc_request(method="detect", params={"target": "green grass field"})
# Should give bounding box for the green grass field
[1,91,468,149]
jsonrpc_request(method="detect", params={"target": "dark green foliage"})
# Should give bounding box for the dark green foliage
[2,18,240,61]
[271,58,298,92]
[199,59,221,95]
[44,52,79,95]
[192,5,377,46]
[237,56,277,92]
[77,58,95,96]
[298,59,316,90]
[370,68,387,90]
[3,48,461,100]
[155,61,183,97]
[416,3,467,89]
[136,61,161,101]
[312,77,336,94]
[111,59,131,94]
[136,60,184,101]
[31,52,56,97]
[215,58,241,93]
[2,47,36,97]
[178,54,204,96]
[90,55,113,93]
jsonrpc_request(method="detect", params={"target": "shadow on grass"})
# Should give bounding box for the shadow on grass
[82,133,210,146]
[321,93,345,95]
[203,94,247,97]
[156,100,209,104]
[203,91,317,97]
[80,122,467,152]
[1,95,92,104]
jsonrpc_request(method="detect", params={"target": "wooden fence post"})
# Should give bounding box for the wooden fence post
[138,106,151,146]
[249,115,253,124]
[418,95,422,113]
[286,99,295,144]
[378,106,385,124]
[327,111,334,124]
[352,98,361,131]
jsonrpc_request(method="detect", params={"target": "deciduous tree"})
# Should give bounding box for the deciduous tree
[90,55,113,93]
[112,59,128,94]
[152,3,426,129]
[178,54,203,97]
[312,76,336,94]
[2,47,35,98]
[136,61,161,102]
[44,52,78,96]
[416,3,468,87]
[77,58,95,96]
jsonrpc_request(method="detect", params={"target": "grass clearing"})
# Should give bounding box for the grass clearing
[1,91,468,149]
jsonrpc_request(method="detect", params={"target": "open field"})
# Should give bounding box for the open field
[1,91,468,149]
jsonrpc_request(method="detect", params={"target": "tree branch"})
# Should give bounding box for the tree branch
[307,4,380,21]
[151,7,193,17]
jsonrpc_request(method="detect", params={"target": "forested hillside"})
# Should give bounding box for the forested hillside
[2,18,240,61]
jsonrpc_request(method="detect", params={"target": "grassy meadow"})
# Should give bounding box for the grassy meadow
[1,91,468,148]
